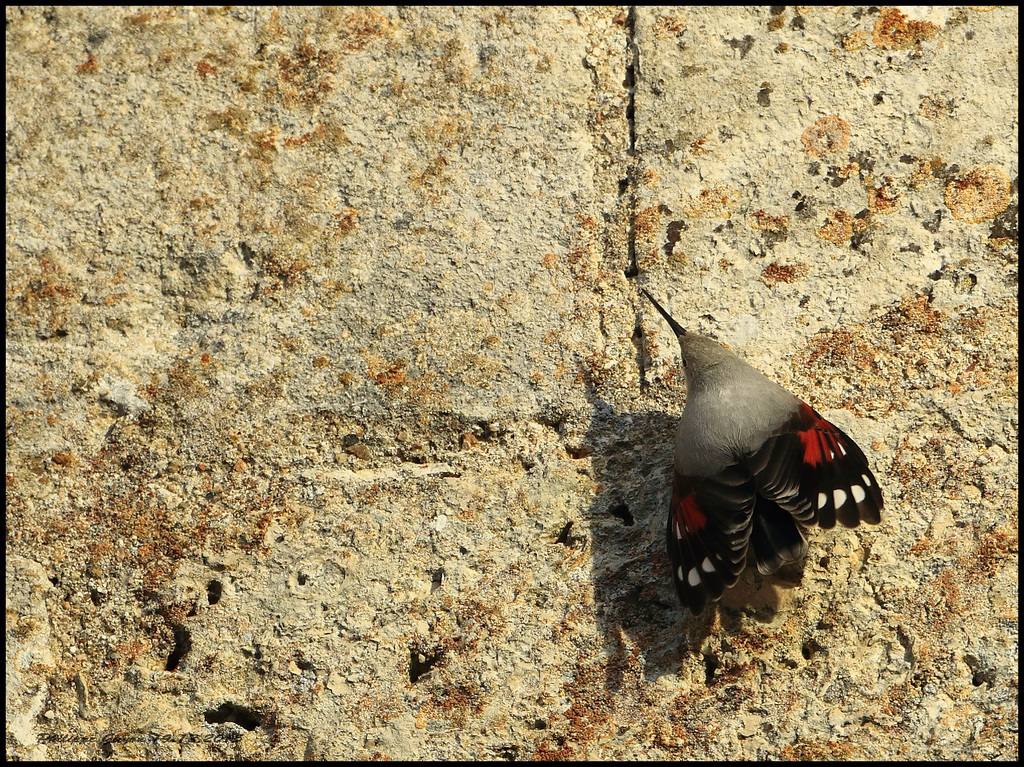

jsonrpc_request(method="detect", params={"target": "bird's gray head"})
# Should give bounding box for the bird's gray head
[641,289,743,392]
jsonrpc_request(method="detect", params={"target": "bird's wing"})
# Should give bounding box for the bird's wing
[667,466,755,614]
[747,402,883,530]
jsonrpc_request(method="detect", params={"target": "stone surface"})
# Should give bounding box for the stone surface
[6,6,1017,759]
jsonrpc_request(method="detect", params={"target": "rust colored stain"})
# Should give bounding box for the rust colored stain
[329,207,360,238]
[635,205,662,239]
[196,60,217,78]
[76,52,98,73]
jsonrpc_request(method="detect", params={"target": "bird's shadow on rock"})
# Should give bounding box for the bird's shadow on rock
[581,385,809,695]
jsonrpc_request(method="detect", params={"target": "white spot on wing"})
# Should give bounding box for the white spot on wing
[862,473,872,487]
[687,567,700,587]
[677,566,685,583]
[838,442,847,455]
[701,557,715,573]
[833,488,848,508]
[675,522,682,541]
[852,484,866,503]
[817,492,828,509]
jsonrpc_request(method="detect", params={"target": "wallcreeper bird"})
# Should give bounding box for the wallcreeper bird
[641,289,883,614]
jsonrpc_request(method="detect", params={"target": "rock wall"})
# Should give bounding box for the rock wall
[6,6,1017,759]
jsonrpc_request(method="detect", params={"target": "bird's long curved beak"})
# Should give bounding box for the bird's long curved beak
[640,289,687,337]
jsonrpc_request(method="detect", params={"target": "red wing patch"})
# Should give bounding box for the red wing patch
[798,421,844,468]
[666,469,755,614]
[671,486,706,537]
[762,402,884,530]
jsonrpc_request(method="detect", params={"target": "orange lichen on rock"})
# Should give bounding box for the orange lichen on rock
[761,262,809,287]
[278,43,338,107]
[802,116,850,157]
[842,30,868,51]
[909,156,944,188]
[690,133,712,156]
[336,8,392,53]
[76,52,99,73]
[329,207,359,238]
[681,185,737,218]
[749,210,790,234]
[635,206,661,240]
[836,162,861,180]
[800,327,878,373]
[815,209,853,245]
[872,7,941,50]
[868,177,902,215]
[881,294,943,343]
[945,165,1011,223]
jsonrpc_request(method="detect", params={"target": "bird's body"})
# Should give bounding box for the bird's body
[673,337,799,476]
[641,290,883,613]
